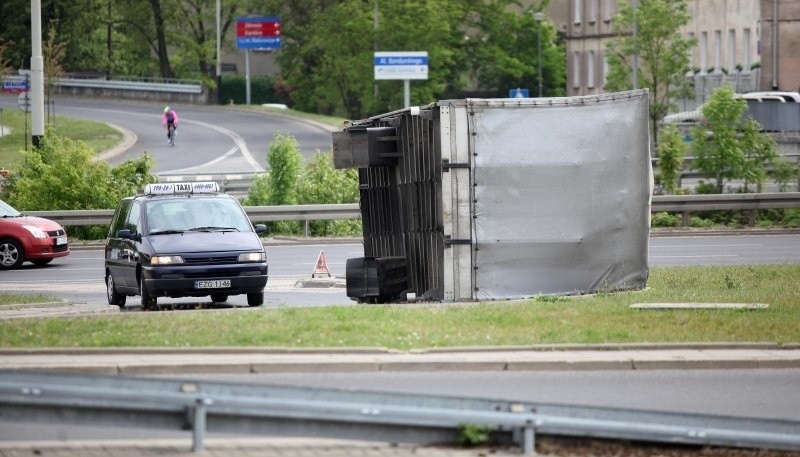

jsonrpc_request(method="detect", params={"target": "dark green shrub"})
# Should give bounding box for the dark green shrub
[218,75,278,105]
[689,216,716,228]
[651,212,682,227]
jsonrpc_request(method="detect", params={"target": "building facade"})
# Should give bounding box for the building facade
[564,0,799,102]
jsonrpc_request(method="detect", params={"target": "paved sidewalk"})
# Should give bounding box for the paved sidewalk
[1,343,799,375]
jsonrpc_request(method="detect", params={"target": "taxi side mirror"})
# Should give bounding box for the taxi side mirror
[117,229,142,242]
[254,224,267,234]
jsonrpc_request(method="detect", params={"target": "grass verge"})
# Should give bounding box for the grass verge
[0,292,59,306]
[0,265,797,349]
[0,109,121,172]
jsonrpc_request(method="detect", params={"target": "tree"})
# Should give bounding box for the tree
[263,0,508,118]
[691,85,778,193]
[656,124,687,194]
[0,36,13,76]
[465,0,566,98]
[771,159,800,193]
[605,0,695,145]
[42,20,66,118]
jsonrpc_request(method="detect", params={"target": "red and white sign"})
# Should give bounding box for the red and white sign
[312,251,331,278]
[236,16,281,49]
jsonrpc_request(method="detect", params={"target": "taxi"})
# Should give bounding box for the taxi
[104,182,268,310]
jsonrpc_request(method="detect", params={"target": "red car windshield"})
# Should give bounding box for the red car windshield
[0,200,22,218]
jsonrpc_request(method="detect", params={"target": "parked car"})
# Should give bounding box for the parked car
[104,182,268,310]
[0,199,70,270]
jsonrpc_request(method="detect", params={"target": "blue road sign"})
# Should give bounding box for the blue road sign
[2,81,29,93]
[374,51,428,80]
[509,88,529,98]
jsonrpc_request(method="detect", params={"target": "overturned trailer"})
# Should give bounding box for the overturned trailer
[332,90,653,303]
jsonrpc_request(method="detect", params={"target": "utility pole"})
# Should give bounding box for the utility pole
[216,0,222,104]
[632,0,638,90]
[30,0,45,148]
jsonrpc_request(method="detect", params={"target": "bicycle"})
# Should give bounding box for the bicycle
[167,123,176,147]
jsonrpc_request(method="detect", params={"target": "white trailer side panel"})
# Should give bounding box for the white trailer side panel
[465,90,652,299]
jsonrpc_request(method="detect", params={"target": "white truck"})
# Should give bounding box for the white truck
[333,90,653,303]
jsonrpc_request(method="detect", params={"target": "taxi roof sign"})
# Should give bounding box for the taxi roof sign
[143,182,220,195]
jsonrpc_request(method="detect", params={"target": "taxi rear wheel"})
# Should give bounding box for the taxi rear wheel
[106,273,127,308]
[247,292,263,307]
[140,278,158,310]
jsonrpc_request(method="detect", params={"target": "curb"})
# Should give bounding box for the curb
[1,344,799,375]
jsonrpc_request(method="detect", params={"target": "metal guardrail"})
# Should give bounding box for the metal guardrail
[26,204,361,231]
[1,371,798,454]
[57,77,203,94]
[4,74,203,94]
[651,192,800,226]
[24,193,800,229]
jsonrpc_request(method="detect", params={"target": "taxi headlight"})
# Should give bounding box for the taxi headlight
[150,255,184,265]
[238,252,266,262]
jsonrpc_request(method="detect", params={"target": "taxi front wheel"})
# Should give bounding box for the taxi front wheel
[140,279,158,310]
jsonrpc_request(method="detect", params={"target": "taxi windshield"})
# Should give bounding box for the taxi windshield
[145,198,252,235]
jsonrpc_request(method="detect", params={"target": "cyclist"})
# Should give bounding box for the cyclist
[162,106,179,143]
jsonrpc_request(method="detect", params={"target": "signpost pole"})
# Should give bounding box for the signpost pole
[403,79,410,108]
[245,49,251,105]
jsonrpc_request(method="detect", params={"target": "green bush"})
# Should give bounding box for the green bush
[244,134,361,237]
[785,209,800,227]
[689,216,716,228]
[297,152,360,236]
[694,181,718,195]
[3,129,157,239]
[651,212,682,227]
[219,75,277,105]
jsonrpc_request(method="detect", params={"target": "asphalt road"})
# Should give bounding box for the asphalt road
[0,95,335,174]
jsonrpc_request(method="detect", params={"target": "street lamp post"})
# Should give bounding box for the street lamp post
[534,11,544,97]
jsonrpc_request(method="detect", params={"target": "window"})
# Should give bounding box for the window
[602,0,614,23]
[700,32,708,73]
[743,28,751,70]
[572,51,581,88]
[573,0,582,24]
[728,29,736,72]
[109,200,132,237]
[587,51,596,88]
[603,52,609,86]
[125,201,141,235]
[714,30,722,73]
[588,0,597,24]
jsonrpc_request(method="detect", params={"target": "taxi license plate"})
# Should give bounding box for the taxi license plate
[195,280,230,289]
[55,235,67,245]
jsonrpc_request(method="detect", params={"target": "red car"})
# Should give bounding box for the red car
[0,199,70,270]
